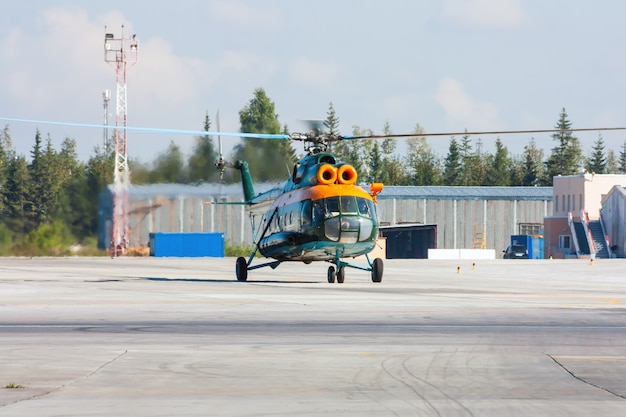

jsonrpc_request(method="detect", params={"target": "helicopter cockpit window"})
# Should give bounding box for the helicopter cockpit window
[325,196,340,217]
[357,197,373,218]
[340,196,358,214]
[318,155,336,165]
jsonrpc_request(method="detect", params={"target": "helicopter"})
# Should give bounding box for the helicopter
[4,116,626,283]
[214,126,386,284]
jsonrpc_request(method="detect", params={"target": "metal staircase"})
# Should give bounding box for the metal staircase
[588,220,610,258]
[573,221,590,256]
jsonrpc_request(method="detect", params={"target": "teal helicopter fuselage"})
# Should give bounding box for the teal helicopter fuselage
[235,152,383,263]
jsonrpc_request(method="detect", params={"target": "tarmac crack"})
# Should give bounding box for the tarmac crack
[547,354,626,400]
[1,350,128,408]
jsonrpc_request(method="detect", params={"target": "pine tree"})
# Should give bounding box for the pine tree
[377,121,406,185]
[443,137,462,185]
[323,102,340,134]
[0,126,10,215]
[544,108,583,184]
[188,112,217,183]
[367,141,383,183]
[55,138,92,238]
[485,138,511,186]
[4,155,32,233]
[28,131,64,224]
[521,138,544,186]
[585,134,607,174]
[606,150,619,174]
[619,139,626,174]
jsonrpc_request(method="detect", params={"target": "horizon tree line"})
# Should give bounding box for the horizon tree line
[2,88,626,249]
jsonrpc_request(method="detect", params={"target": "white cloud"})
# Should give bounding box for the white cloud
[435,77,499,129]
[1,8,109,109]
[290,57,341,89]
[133,37,208,104]
[443,0,527,29]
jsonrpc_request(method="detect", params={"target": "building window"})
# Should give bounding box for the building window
[555,195,559,212]
[519,223,543,235]
[559,235,571,249]
[579,194,583,210]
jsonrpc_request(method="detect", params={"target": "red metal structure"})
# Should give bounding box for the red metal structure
[104,26,138,256]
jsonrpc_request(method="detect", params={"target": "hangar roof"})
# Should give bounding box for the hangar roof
[379,186,553,201]
[107,184,553,202]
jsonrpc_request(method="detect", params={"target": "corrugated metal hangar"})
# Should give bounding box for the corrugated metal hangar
[378,186,552,256]
[98,183,552,258]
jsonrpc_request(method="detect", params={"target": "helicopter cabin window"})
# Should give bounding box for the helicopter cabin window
[318,155,336,165]
[312,200,324,223]
[325,197,340,217]
[301,200,312,226]
[340,196,358,214]
[357,197,374,218]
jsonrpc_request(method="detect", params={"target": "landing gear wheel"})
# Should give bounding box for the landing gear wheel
[236,257,248,282]
[327,266,336,283]
[336,267,345,284]
[371,258,383,283]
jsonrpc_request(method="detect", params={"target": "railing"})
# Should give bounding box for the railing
[568,211,581,256]
[580,209,596,256]
[599,208,613,258]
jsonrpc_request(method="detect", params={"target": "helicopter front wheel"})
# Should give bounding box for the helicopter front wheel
[371,258,383,283]
[236,257,248,282]
[336,266,345,284]
[327,266,336,283]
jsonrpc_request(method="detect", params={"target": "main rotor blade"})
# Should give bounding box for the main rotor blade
[346,126,626,140]
[0,117,289,140]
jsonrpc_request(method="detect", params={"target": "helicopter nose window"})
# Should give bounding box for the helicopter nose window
[340,196,358,214]
[325,196,340,217]
[357,197,374,218]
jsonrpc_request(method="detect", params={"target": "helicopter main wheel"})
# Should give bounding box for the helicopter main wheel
[371,258,383,283]
[336,266,345,284]
[236,257,248,282]
[327,266,336,283]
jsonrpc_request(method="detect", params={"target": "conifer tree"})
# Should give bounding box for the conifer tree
[323,102,340,134]
[443,137,462,185]
[606,150,619,174]
[585,134,607,174]
[521,138,544,186]
[404,124,440,185]
[188,112,217,183]
[485,138,511,186]
[618,139,626,174]
[544,108,583,184]
[4,155,32,233]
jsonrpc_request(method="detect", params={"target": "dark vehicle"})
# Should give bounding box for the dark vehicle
[503,244,529,259]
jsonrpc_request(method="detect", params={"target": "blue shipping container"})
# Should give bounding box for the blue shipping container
[149,232,224,257]
[511,235,544,259]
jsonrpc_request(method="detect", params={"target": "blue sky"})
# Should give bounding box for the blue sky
[2,0,626,163]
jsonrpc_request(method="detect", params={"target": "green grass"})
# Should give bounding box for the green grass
[224,242,259,258]
[5,383,25,389]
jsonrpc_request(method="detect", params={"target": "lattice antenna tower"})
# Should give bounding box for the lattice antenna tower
[102,89,110,153]
[104,26,138,256]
